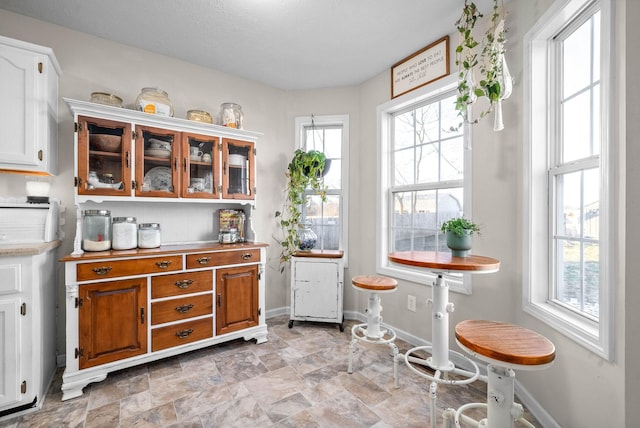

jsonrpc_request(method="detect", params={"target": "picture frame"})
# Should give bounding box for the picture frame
[391,36,450,99]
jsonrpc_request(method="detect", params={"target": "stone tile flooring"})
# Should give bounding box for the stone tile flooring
[0,316,542,427]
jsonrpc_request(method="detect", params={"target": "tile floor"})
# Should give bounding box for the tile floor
[0,316,542,427]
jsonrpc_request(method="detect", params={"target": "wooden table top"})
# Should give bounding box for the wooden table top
[388,251,500,273]
[455,320,556,366]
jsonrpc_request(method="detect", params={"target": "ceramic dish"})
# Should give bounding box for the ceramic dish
[228,154,246,166]
[87,176,123,189]
[190,155,202,162]
[145,148,171,158]
[148,138,171,150]
[144,166,173,191]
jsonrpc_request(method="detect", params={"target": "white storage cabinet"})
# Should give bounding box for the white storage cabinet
[289,250,344,331]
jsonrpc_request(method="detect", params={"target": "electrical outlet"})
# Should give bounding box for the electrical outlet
[407,295,417,312]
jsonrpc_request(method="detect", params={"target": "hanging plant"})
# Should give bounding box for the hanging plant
[274,149,328,270]
[453,0,512,131]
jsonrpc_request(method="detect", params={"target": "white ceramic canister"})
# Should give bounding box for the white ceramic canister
[138,223,161,248]
[112,217,137,250]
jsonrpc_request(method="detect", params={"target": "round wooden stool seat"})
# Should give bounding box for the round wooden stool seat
[352,275,397,293]
[455,320,555,368]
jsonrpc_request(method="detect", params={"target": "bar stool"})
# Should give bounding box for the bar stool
[447,320,556,428]
[347,275,400,388]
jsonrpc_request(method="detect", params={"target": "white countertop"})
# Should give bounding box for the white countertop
[0,240,61,257]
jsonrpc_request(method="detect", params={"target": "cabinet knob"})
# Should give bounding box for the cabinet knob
[175,304,194,314]
[197,256,211,265]
[175,328,193,339]
[92,266,112,275]
[155,261,172,269]
[175,279,193,289]
[242,253,252,260]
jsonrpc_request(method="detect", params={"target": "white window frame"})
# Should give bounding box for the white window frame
[294,115,349,265]
[523,0,616,360]
[377,75,474,294]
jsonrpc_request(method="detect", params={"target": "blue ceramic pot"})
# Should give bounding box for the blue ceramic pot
[445,230,472,257]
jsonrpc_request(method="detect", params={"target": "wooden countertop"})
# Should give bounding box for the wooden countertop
[388,250,500,273]
[60,241,268,262]
[293,249,344,259]
[0,240,61,257]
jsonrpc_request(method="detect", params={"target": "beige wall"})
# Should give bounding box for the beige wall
[0,0,635,425]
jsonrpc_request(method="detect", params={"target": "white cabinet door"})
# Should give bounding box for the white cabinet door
[0,36,59,174]
[0,298,21,409]
[291,257,344,327]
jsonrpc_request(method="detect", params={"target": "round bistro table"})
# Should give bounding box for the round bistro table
[388,251,500,427]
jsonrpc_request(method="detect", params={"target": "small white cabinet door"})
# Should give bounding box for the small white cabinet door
[0,298,21,409]
[0,36,60,174]
[290,256,344,328]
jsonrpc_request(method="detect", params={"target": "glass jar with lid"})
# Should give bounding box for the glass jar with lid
[135,87,173,117]
[138,223,161,248]
[112,217,137,250]
[82,210,111,252]
[218,102,244,129]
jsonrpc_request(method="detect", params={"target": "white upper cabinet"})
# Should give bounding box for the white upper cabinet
[0,36,60,175]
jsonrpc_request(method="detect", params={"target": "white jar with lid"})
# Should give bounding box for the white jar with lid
[112,217,137,250]
[138,223,161,248]
[135,87,173,117]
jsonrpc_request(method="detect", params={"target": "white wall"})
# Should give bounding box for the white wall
[0,0,635,425]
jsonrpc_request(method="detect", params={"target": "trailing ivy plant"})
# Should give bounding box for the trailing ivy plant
[453,0,508,129]
[275,149,328,271]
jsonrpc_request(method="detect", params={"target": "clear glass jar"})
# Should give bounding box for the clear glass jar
[112,217,137,250]
[218,102,244,129]
[135,87,173,117]
[82,210,111,252]
[297,221,317,251]
[138,223,161,248]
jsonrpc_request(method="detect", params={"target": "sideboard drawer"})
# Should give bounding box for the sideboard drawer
[186,249,260,269]
[151,270,212,299]
[77,255,183,281]
[151,317,213,352]
[151,294,213,325]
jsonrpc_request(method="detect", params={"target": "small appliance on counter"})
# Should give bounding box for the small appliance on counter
[218,209,245,244]
[0,197,61,245]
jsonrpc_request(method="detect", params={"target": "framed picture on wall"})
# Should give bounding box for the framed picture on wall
[391,36,450,99]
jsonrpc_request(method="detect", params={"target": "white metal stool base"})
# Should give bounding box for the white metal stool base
[404,345,480,428]
[348,323,399,388]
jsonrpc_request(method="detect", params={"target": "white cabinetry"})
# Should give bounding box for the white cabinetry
[289,250,344,331]
[0,36,60,175]
[0,246,58,418]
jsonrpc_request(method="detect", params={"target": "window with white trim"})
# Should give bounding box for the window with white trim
[295,115,349,261]
[377,76,473,293]
[524,0,614,359]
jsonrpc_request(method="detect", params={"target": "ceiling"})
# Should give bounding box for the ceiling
[0,0,496,91]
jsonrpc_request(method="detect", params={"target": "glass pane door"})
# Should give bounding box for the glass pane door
[135,125,179,198]
[181,133,218,198]
[222,138,255,200]
[77,116,131,196]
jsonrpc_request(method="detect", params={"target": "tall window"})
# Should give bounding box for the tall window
[295,115,349,260]
[524,0,614,359]
[378,76,472,292]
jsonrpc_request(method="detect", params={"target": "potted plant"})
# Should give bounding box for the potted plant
[441,217,481,257]
[275,149,329,270]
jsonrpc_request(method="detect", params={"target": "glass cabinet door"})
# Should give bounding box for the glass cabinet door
[77,116,132,196]
[135,125,180,198]
[181,133,219,198]
[222,138,255,200]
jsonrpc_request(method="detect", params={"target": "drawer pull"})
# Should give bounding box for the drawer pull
[156,260,172,269]
[175,304,194,314]
[197,256,211,265]
[175,279,193,289]
[242,253,253,260]
[92,266,112,275]
[175,328,193,339]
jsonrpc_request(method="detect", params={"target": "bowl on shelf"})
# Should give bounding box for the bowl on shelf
[90,134,122,152]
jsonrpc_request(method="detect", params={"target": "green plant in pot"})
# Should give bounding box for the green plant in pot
[275,149,328,270]
[441,217,481,257]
